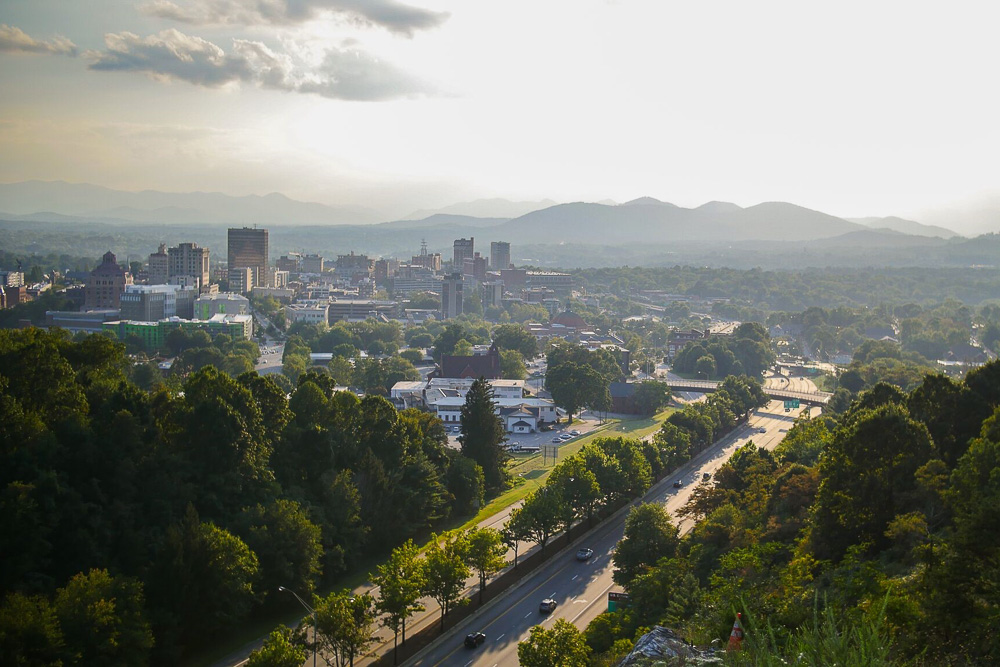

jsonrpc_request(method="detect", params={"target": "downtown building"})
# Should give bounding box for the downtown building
[228,227,269,288]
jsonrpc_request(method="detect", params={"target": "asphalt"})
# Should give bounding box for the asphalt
[406,400,813,667]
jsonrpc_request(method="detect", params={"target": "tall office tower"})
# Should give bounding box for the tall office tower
[168,242,210,289]
[453,237,474,268]
[85,251,133,309]
[148,244,169,284]
[228,227,269,287]
[441,272,464,319]
[490,241,511,270]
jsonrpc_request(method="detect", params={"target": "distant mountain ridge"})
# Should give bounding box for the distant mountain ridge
[404,198,559,220]
[848,216,959,239]
[499,200,868,243]
[0,181,379,225]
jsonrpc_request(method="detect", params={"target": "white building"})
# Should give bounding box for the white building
[285,302,329,325]
[431,396,557,431]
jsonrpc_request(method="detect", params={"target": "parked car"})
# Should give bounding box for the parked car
[570,430,581,436]
[673,480,683,488]
[576,548,594,561]
[539,598,557,613]
[552,437,562,443]
[464,632,486,648]
[559,433,573,440]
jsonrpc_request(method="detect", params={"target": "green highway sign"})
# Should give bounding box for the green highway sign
[783,399,800,410]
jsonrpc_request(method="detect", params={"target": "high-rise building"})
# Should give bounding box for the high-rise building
[85,251,133,310]
[228,267,253,295]
[168,242,210,289]
[441,272,464,319]
[228,227,269,287]
[302,254,325,273]
[481,281,504,309]
[148,244,169,284]
[453,237,474,268]
[120,284,178,321]
[490,241,511,270]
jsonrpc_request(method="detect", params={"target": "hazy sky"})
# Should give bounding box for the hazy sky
[2,0,999,225]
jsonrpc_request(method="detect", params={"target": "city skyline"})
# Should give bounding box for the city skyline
[3,1,1000,231]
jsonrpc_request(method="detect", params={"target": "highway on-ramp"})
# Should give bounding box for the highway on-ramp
[406,400,813,667]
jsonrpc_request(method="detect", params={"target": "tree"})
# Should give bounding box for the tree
[236,499,324,601]
[0,592,65,667]
[499,348,528,380]
[464,527,507,604]
[53,569,154,667]
[547,362,606,424]
[613,504,680,587]
[445,454,485,514]
[246,626,307,667]
[548,458,602,531]
[313,591,377,667]
[421,532,471,633]
[459,378,509,492]
[492,323,539,359]
[695,354,716,379]
[519,488,567,553]
[327,356,354,386]
[453,339,474,356]
[146,509,261,650]
[373,540,425,662]
[811,403,933,561]
[517,618,589,667]
[504,507,532,568]
[633,380,671,415]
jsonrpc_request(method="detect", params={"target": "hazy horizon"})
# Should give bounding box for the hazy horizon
[3,1,1000,232]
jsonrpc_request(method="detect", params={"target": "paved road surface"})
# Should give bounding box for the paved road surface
[407,400,813,667]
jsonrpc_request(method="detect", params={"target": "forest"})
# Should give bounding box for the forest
[521,362,1000,666]
[0,328,491,665]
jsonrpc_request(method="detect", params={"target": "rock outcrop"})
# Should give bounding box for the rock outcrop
[617,626,722,666]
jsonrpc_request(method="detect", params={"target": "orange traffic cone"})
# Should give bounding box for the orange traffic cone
[727,612,744,651]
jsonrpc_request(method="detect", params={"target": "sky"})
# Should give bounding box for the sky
[2,0,1000,228]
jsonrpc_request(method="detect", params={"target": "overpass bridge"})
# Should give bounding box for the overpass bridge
[664,378,832,405]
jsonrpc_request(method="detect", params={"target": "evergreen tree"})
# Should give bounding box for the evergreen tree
[459,378,508,491]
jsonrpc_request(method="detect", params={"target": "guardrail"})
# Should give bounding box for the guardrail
[664,379,832,405]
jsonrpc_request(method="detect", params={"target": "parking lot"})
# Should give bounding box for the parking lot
[445,414,603,451]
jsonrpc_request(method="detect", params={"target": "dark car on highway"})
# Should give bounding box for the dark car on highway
[539,598,557,613]
[673,479,683,488]
[464,632,486,648]
[576,548,594,561]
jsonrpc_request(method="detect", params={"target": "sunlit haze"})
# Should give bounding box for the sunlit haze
[2,0,1000,228]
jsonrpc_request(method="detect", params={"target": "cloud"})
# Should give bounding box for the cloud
[0,24,78,56]
[88,29,253,86]
[86,28,432,100]
[141,0,449,36]
[298,46,431,100]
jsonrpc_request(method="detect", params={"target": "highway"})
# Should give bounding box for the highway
[406,400,814,667]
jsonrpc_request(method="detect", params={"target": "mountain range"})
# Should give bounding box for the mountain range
[0,181,965,247]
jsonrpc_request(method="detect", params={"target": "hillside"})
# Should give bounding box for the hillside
[0,181,379,225]
[501,200,865,243]
[850,215,959,238]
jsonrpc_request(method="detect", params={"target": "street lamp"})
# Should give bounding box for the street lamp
[278,586,317,667]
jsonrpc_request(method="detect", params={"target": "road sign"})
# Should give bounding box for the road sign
[607,591,631,612]
[783,399,800,410]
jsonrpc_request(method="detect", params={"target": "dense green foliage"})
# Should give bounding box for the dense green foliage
[0,328,483,664]
[673,322,776,379]
[574,360,1000,666]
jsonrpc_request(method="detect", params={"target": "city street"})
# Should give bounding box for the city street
[407,400,814,667]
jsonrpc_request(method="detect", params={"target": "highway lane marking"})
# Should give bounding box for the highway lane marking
[573,599,587,604]
[496,634,504,641]
[410,408,805,665]
[571,574,579,580]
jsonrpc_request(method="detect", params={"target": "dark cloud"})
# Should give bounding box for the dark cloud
[141,0,449,36]
[0,24,78,56]
[86,29,432,100]
[87,29,253,87]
